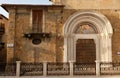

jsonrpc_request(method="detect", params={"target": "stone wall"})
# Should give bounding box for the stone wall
[60,0,120,9]
[6,6,64,62]
[6,5,120,62]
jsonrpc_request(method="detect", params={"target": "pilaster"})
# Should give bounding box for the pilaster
[7,8,16,63]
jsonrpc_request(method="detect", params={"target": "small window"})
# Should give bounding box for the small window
[32,10,43,33]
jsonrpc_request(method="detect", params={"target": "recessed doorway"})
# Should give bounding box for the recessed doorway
[64,11,113,62]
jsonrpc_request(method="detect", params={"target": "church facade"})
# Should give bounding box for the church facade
[1,0,120,77]
[1,0,120,64]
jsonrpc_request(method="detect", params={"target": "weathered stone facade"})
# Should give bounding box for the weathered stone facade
[1,0,120,63]
[0,14,8,63]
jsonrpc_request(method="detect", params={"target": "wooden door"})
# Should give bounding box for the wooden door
[76,39,96,63]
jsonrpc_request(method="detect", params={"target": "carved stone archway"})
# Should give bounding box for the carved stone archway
[64,11,113,62]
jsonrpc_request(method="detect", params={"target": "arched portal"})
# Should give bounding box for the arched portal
[64,11,113,63]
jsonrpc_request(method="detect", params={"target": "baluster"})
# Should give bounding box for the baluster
[16,61,21,77]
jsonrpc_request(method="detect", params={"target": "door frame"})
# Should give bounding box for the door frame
[75,34,99,63]
[64,34,99,62]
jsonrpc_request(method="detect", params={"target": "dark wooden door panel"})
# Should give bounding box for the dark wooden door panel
[76,39,96,63]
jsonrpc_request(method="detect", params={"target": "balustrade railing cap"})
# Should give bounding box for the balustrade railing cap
[16,61,21,63]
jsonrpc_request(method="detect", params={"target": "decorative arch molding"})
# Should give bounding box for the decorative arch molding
[64,11,113,62]
[64,11,113,34]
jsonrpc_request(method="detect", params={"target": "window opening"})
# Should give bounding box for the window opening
[32,10,43,33]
